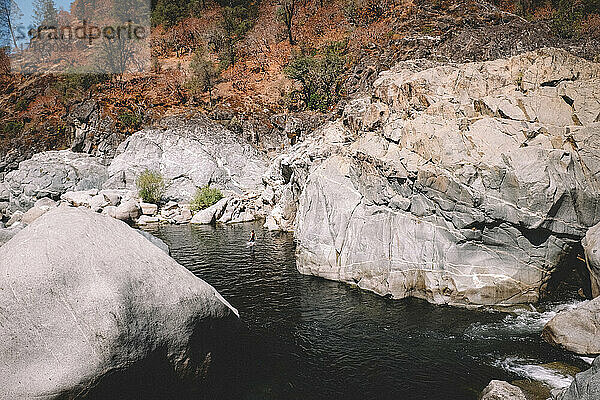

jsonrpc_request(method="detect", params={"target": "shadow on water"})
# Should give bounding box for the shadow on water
[134,222,588,400]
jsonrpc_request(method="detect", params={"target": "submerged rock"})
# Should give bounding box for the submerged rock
[135,228,170,254]
[480,380,527,400]
[267,48,600,306]
[542,298,600,355]
[0,207,239,398]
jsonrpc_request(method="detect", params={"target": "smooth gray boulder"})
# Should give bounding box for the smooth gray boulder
[104,114,267,201]
[583,222,600,298]
[61,189,98,207]
[137,215,160,225]
[6,210,23,226]
[267,48,600,306]
[140,202,158,216]
[89,193,110,212]
[98,189,125,206]
[480,380,527,400]
[115,199,141,221]
[557,357,600,400]
[20,205,50,225]
[34,197,57,208]
[191,198,229,224]
[3,150,108,213]
[0,207,239,398]
[542,298,600,355]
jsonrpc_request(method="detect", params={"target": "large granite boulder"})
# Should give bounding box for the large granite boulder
[104,114,268,201]
[0,207,240,398]
[557,357,600,400]
[191,197,229,225]
[2,150,108,213]
[267,48,600,306]
[542,297,600,355]
[583,222,600,298]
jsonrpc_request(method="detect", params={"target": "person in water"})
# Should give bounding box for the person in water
[250,230,256,243]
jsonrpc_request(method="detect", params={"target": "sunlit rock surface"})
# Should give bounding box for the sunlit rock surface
[266,48,600,306]
[583,222,600,298]
[543,297,600,355]
[0,207,239,398]
[104,114,268,201]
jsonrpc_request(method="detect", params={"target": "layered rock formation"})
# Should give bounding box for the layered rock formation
[0,207,240,398]
[104,114,268,201]
[266,48,600,306]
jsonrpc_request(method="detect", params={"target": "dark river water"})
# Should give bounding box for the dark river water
[143,222,590,400]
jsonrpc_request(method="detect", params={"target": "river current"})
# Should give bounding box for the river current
[144,222,590,400]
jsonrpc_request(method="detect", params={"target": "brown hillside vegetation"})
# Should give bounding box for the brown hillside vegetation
[1,0,598,174]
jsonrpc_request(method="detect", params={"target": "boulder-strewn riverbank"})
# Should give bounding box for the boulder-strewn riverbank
[0,207,240,398]
[0,113,270,233]
[263,47,600,307]
[3,48,600,309]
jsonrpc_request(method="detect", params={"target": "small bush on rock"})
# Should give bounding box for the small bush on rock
[136,170,166,204]
[190,186,223,212]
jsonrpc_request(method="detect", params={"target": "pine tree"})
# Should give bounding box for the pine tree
[0,0,23,49]
[32,0,58,27]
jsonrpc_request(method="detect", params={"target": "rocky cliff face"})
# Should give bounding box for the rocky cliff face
[266,48,600,306]
[105,114,268,201]
[0,150,109,216]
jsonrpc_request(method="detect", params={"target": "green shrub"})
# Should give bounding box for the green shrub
[219,5,257,67]
[118,112,143,131]
[136,169,166,204]
[190,185,223,212]
[284,41,346,112]
[53,67,109,99]
[185,47,218,103]
[0,120,25,135]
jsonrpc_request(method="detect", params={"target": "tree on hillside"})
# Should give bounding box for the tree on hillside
[220,5,254,67]
[152,0,188,27]
[278,0,297,45]
[0,0,22,49]
[186,46,218,104]
[32,0,58,27]
[70,0,98,23]
[284,42,346,111]
[97,0,150,76]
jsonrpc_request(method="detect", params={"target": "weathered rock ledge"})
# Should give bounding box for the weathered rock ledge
[264,48,600,306]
